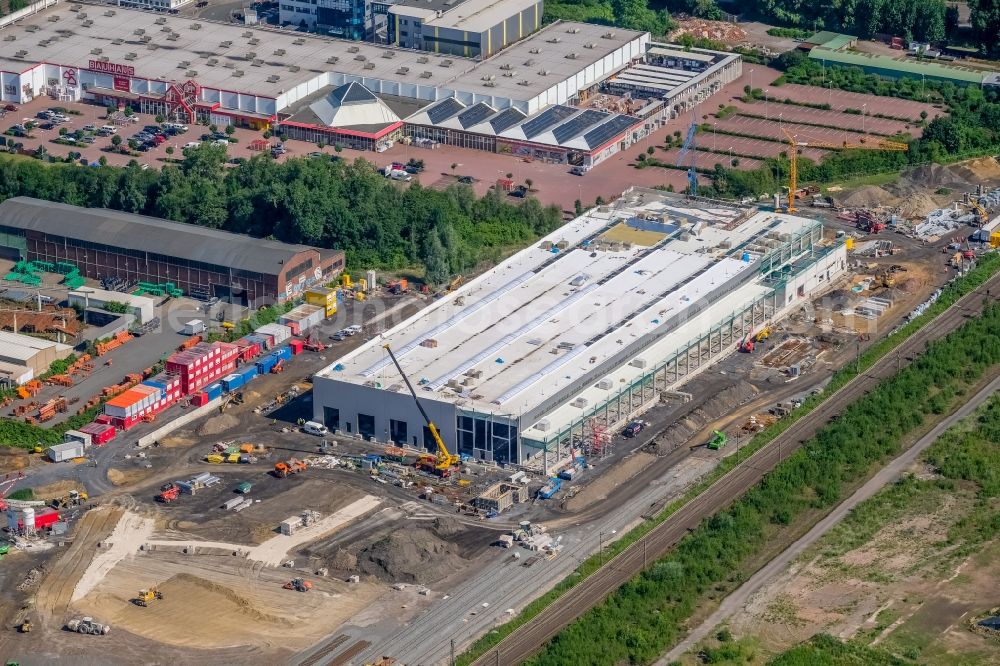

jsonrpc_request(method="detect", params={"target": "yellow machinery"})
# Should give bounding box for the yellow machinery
[382,344,460,475]
[781,128,908,213]
[134,586,163,607]
[754,325,772,343]
[965,200,989,226]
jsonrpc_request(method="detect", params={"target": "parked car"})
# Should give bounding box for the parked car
[184,141,201,149]
[622,420,644,438]
[4,104,18,112]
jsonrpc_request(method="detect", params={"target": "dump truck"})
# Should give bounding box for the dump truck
[66,617,111,635]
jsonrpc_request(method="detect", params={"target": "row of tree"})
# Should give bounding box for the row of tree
[0,148,563,284]
[524,264,1000,665]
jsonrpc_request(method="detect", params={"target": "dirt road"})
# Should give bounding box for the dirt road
[657,372,1000,663]
[468,272,1000,666]
[35,506,124,623]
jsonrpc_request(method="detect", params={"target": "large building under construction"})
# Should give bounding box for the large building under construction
[313,190,846,469]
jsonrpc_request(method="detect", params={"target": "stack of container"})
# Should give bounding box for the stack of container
[141,372,184,413]
[234,337,262,363]
[165,341,239,394]
[104,384,163,429]
[279,304,324,336]
[257,345,293,373]
[245,333,271,352]
[255,323,291,346]
[305,287,337,317]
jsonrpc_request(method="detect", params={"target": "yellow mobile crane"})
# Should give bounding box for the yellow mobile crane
[781,128,908,213]
[382,344,461,476]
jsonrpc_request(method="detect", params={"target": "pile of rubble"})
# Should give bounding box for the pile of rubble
[915,207,978,240]
[668,18,747,45]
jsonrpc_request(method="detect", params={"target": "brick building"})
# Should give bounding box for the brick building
[0,197,344,307]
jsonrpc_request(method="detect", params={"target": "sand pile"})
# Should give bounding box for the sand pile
[897,192,942,218]
[198,413,239,436]
[328,548,358,571]
[948,157,1000,185]
[356,527,465,584]
[840,186,901,208]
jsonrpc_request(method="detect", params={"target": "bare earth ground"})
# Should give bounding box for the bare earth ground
[722,473,1000,665]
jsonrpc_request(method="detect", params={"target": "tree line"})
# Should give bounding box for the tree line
[0,148,563,284]
[524,261,1000,665]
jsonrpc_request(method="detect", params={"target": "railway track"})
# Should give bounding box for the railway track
[470,275,1000,666]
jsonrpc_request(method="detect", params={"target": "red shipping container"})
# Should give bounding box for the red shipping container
[289,339,304,355]
[95,414,112,425]
[190,392,208,407]
[79,423,116,446]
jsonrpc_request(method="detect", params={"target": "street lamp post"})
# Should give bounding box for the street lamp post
[862,104,867,134]
[764,89,769,120]
[713,122,717,151]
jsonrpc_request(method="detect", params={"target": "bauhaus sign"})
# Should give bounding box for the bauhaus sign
[88,60,136,77]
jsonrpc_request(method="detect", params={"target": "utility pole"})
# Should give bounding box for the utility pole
[451,638,456,666]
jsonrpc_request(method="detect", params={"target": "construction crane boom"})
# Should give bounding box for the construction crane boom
[382,344,460,470]
[676,120,699,196]
[781,128,908,213]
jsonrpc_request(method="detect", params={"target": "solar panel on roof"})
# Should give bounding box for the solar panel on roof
[552,109,607,144]
[427,98,465,124]
[489,108,527,133]
[520,105,576,139]
[457,102,495,129]
[582,115,639,149]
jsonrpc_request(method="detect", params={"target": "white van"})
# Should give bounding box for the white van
[303,421,329,436]
[99,125,118,135]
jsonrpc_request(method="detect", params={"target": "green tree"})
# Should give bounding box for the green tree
[110,134,122,148]
[945,3,960,36]
[422,230,450,284]
[970,0,1000,55]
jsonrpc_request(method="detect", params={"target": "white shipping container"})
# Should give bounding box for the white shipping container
[183,320,206,335]
[222,497,243,510]
[47,441,85,462]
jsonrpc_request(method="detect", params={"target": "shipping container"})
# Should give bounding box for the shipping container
[305,287,337,317]
[79,422,116,446]
[289,339,304,355]
[248,333,273,350]
[203,383,224,401]
[221,497,243,510]
[29,510,60,530]
[237,364,258,383]
[47,441,84,462]
[183,319,206,335]
[63,429,91,448]
[273,346,293,361]
[190,391,209,407]
[255,323,291,345]
[256,354,277,373]
[221,373,244,393]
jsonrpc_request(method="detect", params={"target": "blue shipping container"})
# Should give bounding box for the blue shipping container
[142,380,168,392]
[237,364,258,382]
[203,383,224,401]
[222,373,244,392]
[256,355,277,373]
[274,346,292,361]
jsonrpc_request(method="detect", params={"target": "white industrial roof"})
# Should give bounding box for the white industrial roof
[319,193,817,416]
[68,287,156,308]
[0,7,642,108]
[0,330,71,361]
[391,0,540,33]
[309,82,400,128]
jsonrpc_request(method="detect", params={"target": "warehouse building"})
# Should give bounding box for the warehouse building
[0,198,344,307]
[387,0,542,58]
[0,329,73,380]
[0,5,645,121]
[313,189,846,470]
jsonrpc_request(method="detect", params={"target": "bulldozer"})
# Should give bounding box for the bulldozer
[50,489,88,509]
[274,458,307,478]
[133,586,163,607]
[156,483,179,503]
[66,617,110,635]
[18,618,30,634]
[283,578,312,592]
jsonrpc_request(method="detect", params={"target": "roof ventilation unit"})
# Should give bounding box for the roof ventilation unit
[566,27,580,33]
[629,357,648,369]
[565,52,577,59]
[417,55,428,63]
[112,38,123,45]
[274,48,286,56]
[382,50,395,58]
[3,35,15,42]
[249,37,260,45]
[220,40,232,47]
[242,30,253,38]
[252,59,264,67]
[419,71,432,78]
[90,47,102,55]
[440,58,453,67]
[363,62,375,69]
[133,28,145,35]
[534,419,551,432]
[596,377,614,390]
[178,60,191,68]
[602,31,616,38]
[245,51,257,60]
[206,57,218,66]
[354,54,366,61]
[82,19,93,27]
[584,42,596,48]
[396,66,409,75]
[529,48,540,53]
[348,45,360,53]
[232,70,244,77]
[502,70,516,77]
[24,24,39,32]
[546,36,560,43]
[267,74,280,83]
[186,69,198,77]
[155,16,166,24]
[46,14,59,22]
[537,69,549,76]
[326,56,339,64]
[572,397,588,408]
[190,23,201,29]
[124,52,137,60]
[293,37,305,45]
[103,9,115,16]
[288,64,300,72]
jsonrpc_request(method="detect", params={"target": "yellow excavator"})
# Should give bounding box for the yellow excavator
[383,344,461,476]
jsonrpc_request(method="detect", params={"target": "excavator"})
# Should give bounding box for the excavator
[50,489,88,509]
[382,344,460,477]
[133,586,163,607]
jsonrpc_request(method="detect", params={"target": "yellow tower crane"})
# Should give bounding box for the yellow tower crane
[781,128,909,213]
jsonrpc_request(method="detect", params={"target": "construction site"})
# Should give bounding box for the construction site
[0,169,997,664]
